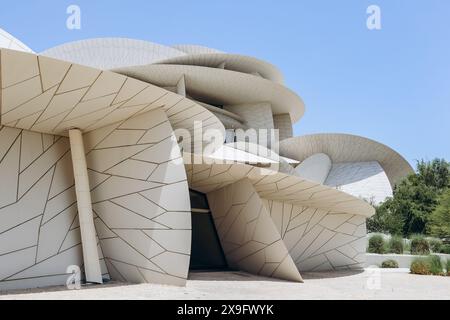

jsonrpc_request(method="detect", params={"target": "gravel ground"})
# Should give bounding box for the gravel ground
[1,269,449,300]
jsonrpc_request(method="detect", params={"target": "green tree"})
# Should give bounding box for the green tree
[427,188,450,238]
[367,198,403,235]
[393,174,438,235]
[367,159,449,237]
[416,159,449,190]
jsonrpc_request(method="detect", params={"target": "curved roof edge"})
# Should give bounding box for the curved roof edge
[0,48,224,138]
[113,64,305,123]
[185,152,375,218]
[40,37,186,70]
[0,28,34,53]
[155,53,284,83]
[278,133,414,187]
[172,44,224,55]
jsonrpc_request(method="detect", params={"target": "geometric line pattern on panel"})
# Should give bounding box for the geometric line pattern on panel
[185,160,375,217]
[84,108,191,286]
[207,178,303,282]
[0,49,224,139]
[324,161,393,205]
[0,126,108,291]
[263,200,367,272]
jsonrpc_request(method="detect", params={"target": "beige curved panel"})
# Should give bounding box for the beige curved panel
[156,53,284,83]
[0,49,224,139]
[172,44,224,55]
[185,156,375,218]
[279,134,413,187]
[207,179,303,282]
[264,200,367,271]
[84,108,191,286]
[0,126,108,290]
[113,64,305,123]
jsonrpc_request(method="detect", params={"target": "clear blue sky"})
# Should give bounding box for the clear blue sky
[1,0,449,167]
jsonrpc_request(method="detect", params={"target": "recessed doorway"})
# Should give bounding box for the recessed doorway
[189,190,228,271]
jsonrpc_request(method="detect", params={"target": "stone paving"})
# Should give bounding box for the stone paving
[1,269,449,300]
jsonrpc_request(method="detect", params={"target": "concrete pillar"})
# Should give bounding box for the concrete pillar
[69,129,103,284]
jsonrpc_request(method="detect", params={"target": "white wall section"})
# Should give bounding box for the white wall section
[84,109,192,286]
[0,126,108,290]
[325,161,393,204]
[273,114,293,140]
[264,200,367,271]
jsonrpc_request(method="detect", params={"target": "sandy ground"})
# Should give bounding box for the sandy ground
[1,269,449,300]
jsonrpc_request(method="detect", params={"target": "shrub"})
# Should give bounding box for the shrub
[368,234,385,254]
[428,255,444,275]
[387,236,404,254]
[410,258,430,275]
[439,244,450,254]
[428,238,443,253]
[381,259,399,268]
[446,260,450,276]
[410,235,430,255]
[410,256,445,276]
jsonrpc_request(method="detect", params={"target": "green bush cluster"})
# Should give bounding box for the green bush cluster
[440,244,450,254]
[410,255,447,276]
[368,234,450,256]
[428,238,443,253]
[381,259,399,268]
[429,255,444,275]
[367,234,406,254]
[410,259,430,275]
[409,236,449,254]
[410,235,430,255]
[368,235,385,254]
[387,236,404,254]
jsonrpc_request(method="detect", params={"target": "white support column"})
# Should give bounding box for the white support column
[69,129,103,284]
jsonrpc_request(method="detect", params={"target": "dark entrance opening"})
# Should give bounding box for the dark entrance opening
[189,190,228,271]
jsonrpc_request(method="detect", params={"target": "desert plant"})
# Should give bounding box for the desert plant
[428,255,444,275]
[410,258,430,275]
[428,238,443,253]
[387,236,404,254]
[381,259,399,268]
[439,244,450,254]
[410,256,445,276]
[368,234,385,254]
[410,234,430,255]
